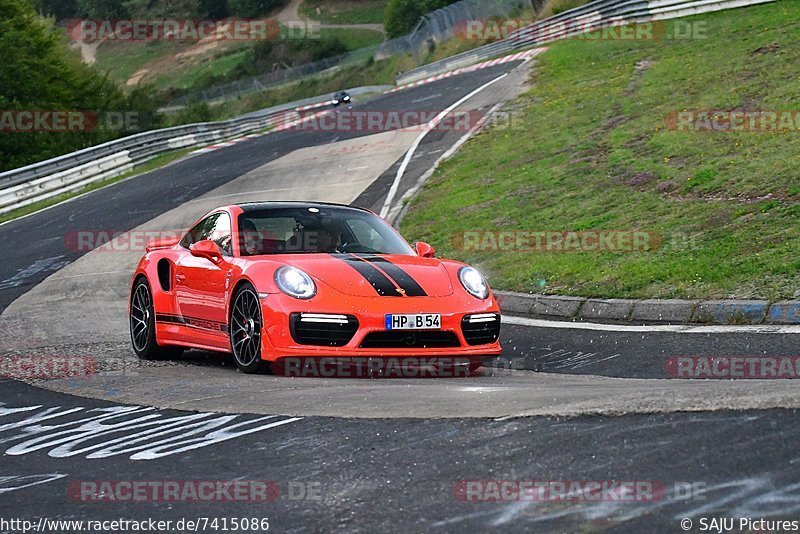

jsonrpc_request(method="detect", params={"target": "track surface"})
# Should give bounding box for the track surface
[2,380,799,533]
[2,59,799,532]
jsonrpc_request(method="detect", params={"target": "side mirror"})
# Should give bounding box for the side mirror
[414,242,436,258]
[190,240,222,263]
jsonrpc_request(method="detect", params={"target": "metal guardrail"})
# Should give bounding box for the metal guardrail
[397,41,518,85]
[397,0,780,85]
[0,86,387,216]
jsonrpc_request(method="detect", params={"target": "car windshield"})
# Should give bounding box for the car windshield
[238,206,415,257]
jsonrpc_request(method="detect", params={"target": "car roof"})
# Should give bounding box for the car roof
[235,201,370,214]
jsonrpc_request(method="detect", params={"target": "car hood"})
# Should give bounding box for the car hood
[280,254,454,298]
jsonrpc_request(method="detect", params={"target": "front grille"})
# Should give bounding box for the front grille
[290,313,359,347]
[359,331,461,349]
[461,314,501,345]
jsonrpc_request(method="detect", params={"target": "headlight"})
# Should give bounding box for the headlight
[275,266,316,299]
[458,266,489,299]
[332,100,339,104]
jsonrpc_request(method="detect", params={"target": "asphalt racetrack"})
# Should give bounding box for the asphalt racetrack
[1,58,799,533]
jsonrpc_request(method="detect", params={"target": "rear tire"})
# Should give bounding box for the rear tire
[230,283,271,374]
[130,277,184,360]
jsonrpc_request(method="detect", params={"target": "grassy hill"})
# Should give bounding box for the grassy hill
[400,1,800,301]
[299,0,388,24]
[87,0,388,97]
[92,28,385,95]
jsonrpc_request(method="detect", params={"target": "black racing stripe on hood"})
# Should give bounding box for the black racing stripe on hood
[358,255,427,297]
[332,254,403,297]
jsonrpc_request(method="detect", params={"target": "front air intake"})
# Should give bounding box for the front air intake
[461,314,501,345]
[290,313,359,347]
[359,331,461,349]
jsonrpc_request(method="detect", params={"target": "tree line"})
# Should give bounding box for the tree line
[34,0,288,20]
[0,0,161,172]
[34,0,460,39]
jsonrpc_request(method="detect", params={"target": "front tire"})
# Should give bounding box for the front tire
[130,277,184,360]
[230,283,270,374]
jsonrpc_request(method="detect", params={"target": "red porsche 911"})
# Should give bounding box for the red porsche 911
[129,202,501,374]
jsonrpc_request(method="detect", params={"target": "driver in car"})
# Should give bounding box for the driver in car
[315,227,343,253]
[240,219,263,256]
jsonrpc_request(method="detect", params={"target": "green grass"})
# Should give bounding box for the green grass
[400,2,800,301]
[93,40,196,86]
[318,27,384,49]
[152,48,252,92]
[0,149,193,224]
[142,30,382,93]
[95,27,382,95]
[539,0,591,18]
[300,0,388,25]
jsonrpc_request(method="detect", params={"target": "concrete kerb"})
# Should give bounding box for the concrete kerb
[495,291,799,325]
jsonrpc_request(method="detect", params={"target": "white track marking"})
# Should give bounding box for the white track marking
[49,270,127,280]
[0,404,303,461]
[503,315,800,334]
[386,103,502,223]
[384,49,546,95]
[379,72,509,218]
[412,93,442,103]
[0,474,67,494]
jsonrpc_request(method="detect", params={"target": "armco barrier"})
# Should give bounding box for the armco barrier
[398,0,780,85]
[0,118,274,216]
[0,86,389,216]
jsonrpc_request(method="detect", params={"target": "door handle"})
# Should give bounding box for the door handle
[175,274,186,283]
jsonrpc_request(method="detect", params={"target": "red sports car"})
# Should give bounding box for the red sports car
[129,202,501,375]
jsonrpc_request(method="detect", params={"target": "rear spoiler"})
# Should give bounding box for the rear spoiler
[146,236,180,253]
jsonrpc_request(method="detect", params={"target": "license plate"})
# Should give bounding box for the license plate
[385,314,441,331]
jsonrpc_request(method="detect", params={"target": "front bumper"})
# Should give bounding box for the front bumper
[259,292,502,361]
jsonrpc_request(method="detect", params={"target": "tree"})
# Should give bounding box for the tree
[384,0,422,38]
[0,0,152,171]
[123,0,202,18]
[198,0,231,18]
[227,0,286,18]
[76,0,129,18]
[384,0,460,38]
[35,0,79,20]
